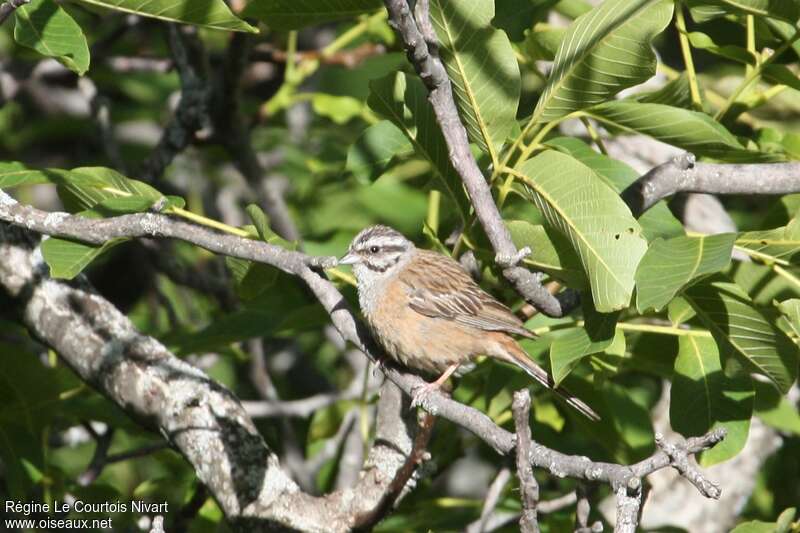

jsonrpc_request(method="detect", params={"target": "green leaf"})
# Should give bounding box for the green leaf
[696,0,800,21]
[632,74,694,109]
[310,94,366,124]
[346,121,413,183]
[687,31,756,64]
[635,234,735,312]
[430,0,520,164]
[60,166,164,211]
[777,298,800,338]
[42,234,122,279]
[225,255,278,301]
[670,335,754,466]
[523,24,565,62]
[731,508,799,533]
[0,162,73,188]
[735,218,800,266]
[584,101,778,162]
[545,136,684,241]
[516,150,648,312]
[550,307,620,386]
[14,0,90,75]
[684,278,799,393]
[754,379,800,435]
[242,0,381,30]
[507,220,587,288]
[764,64,800,92]
[41,194,162,279]
[367,72,470,220]
[78,0,256,32]
[245,204,272,242]
[531,0,673,123]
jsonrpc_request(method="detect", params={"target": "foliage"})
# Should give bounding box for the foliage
[1,0,799,530]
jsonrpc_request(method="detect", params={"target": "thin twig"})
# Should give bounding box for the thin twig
[512,390,540,533]
[383,0,575,317]
[468,467,512,533]
[621,153,800,217]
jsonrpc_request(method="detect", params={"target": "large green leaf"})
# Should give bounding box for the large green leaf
[78,0,256,32]
[42,236,120,279]
[367,72,470,220]
[507,220,587,288]
[697,0,800,21]
[550,308,621,386]
[684,278,799,393]
[635,234,735,312]
[670,335,754,466]
[516,151,648,312]
[545,136,684,241]
[584,101,778,162]
[57,166,178,212]
[754,379,800,435]
[346,120,413,184]
[531,0,673,123]
[429,0,520,165]
[242,0,381,30]
[40,196,158,279]
[0,162,74,188]
[14,0,90,75]
[735,218,800,266]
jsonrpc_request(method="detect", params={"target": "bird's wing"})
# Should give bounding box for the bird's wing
[402,250,534,338]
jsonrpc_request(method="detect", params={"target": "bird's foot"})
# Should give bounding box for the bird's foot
[410,381,442,409]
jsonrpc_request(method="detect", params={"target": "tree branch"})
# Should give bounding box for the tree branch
[513,390,540,533]
[382,0,574,317]
[139,25,211,184]
[0,0,28,26]
[0,222,431,532]
[0,195,727,530]
[622,153,800,217]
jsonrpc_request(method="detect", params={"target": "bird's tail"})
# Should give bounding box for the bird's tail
[498,337,601,422]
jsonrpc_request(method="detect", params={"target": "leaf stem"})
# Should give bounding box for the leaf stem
[773,264,800,292]
[745,15,756,76]
[715,26,800,121]
[427,189,441,235]
[580,117,608,155]
[167,207,252,238]
[531,320,711,337]
[674,3,703,110]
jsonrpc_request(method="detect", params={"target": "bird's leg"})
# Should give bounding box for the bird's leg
[411,363,460,408]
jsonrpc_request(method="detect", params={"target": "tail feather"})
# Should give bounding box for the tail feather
[499,339,601,422]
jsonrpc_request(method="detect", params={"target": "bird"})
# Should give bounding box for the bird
[339,224,599,421]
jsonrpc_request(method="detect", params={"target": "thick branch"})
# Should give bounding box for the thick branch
[382,0,573,317]
[0,197,727,528]
[0,222,434,532]
[622,153,800,217]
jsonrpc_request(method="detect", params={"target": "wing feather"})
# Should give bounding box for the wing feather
[403,250,534,338]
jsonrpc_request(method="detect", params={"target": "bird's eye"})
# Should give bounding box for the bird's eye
[369,245,380,254]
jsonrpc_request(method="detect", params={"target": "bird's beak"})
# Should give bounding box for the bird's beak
[338,252,359,266]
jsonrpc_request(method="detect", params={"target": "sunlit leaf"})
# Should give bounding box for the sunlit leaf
[684,278,799,393]
[242,0,381,29]
[636,234,735,312]
[430,0,520,164]
[79,0,256,32]
[531,0,673,123]
[516,150,648,311]
[671,335,753,466]
[14,0,90,75]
